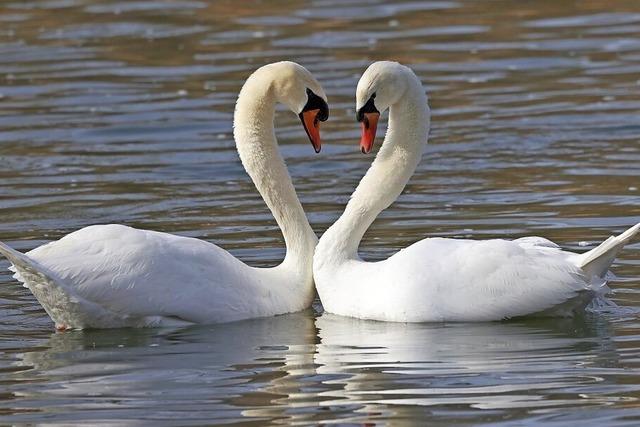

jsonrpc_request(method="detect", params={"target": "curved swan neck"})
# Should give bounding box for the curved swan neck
[233,74,317,273]
[322,76,430,258]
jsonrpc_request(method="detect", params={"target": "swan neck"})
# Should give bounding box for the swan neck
[323,82,429,258]
[233,79,316,273]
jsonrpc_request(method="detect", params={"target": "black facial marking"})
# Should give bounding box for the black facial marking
[356,93,379,122]
[301,88,329,121]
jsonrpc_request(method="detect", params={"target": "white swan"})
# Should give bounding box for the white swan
[314,61,640,322]
[0,61,329,330]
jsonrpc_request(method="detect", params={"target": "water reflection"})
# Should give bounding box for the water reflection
[5,312,639,425]
[314,315,633,419]
[8,312,317,424]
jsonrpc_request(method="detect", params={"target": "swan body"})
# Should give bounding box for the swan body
[0,61,329,329]
[0,225,301,328]
[314,61,639,322]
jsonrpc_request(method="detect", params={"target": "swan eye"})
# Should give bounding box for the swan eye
[302,88,329,121]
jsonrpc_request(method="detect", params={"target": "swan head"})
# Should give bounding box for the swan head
[263,61,329,153]
[355,61,412,154]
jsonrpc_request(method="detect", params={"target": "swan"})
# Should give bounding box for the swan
[313,61,639,322]
[0,61,329,330]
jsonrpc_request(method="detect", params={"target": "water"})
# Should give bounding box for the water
[0,0,639,424]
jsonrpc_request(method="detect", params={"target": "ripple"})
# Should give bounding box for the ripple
[0,0,639,425]
[525,13,640,28]
[40,22,209,40]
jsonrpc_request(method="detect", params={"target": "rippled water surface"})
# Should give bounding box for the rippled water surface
[1,0,639,424]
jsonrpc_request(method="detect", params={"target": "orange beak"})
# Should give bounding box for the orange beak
[359,112,380,154]
[300,109,322,153]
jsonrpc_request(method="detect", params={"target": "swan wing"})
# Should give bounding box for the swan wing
[0,240,125,328]
[3,224,271,327]
[388,238,592,321]
[513,236,560,249]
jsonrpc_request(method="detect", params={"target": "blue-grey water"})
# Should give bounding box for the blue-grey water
[1,0,639,425]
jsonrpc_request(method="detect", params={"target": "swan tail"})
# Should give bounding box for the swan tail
[577,223,640,279]
[0,241,120,329]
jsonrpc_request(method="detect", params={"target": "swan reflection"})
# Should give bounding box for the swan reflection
[4,311,631,425]
[10,311,317,424]
[314,314,620,414]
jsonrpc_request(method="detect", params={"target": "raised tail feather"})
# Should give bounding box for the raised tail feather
[0,241,122,329]
[577,223,640,279]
